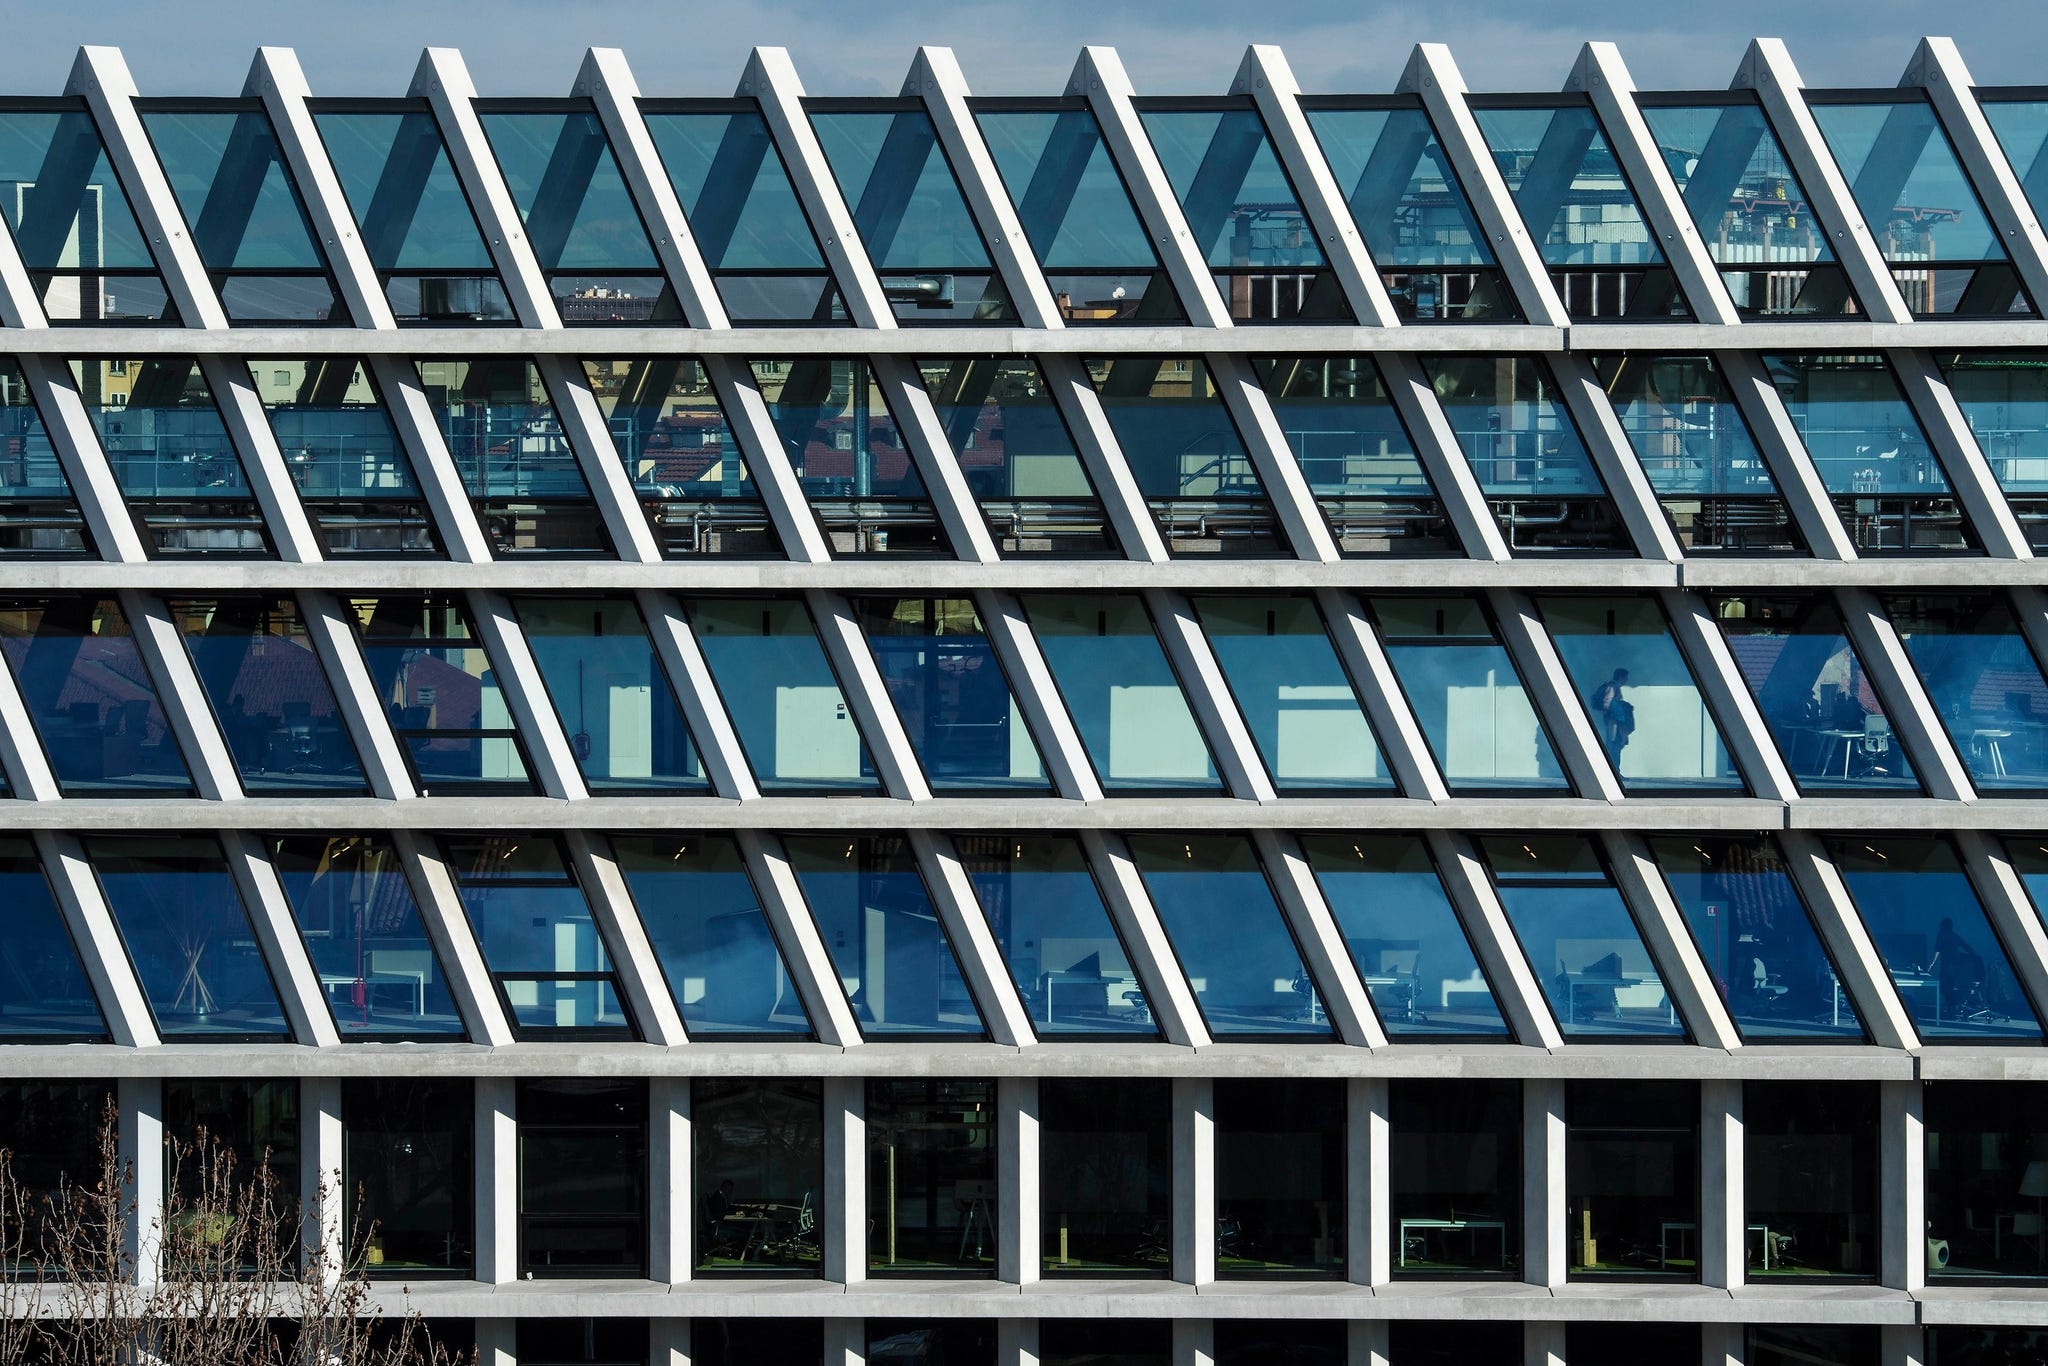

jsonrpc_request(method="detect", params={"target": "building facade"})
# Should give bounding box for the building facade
[0,29,2043,1366]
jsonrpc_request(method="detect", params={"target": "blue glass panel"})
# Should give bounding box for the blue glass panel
[348,594,534,794]
[1369,595,1569,792]
[88,835,289,1038]
[313,109,493,270]
[443,835,631,1034]
[270,835,466,1038]
[1138,108,1325,270]
[783,835,986,1038]
[1885,592,2048,792]
[415,358,608,555]
[1940,350,2048,493]
[611,834,811,1037]
[142,107,325,269]
[1300,834,1508,1037]
[1019,592,1221,792]
[1126,833,1329,1038]
[246,358,435,556]
[810,108,992,270]
[1986,100,2048,224]
[1479,835,1686,1039]
[477,109,657,271]
[0,361,91,555]
[1709,592,1919,794]
[954,834,1155,1038]
[1765,354,1946,495]
[1191,594,1391,791]
[851,596,1047,793]
[1088,356,1259,498]
[1304,106,1492,267]
[643,109,824,270]
[168,595,369,795]
[975,108,1157,269]
[1471,105,1663,267]
[0,595,193,795]
[1811,101,2005,265]
[750,358,929,501]
[1651,836,1864,1041]
[0,837,106,1038]
[0,105,169,322]
[1830,837,2041,1042]
[511,596,708,793]
[1641,103,1835,266]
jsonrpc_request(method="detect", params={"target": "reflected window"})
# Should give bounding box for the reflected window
[611,834,810,1038]
[442,834,632,1037]
[917,355,1117,556]
[693,1078,822,1276]
[415,358,610,556]
[162,1079,300,1218]
[1479,835,1686,1039]
[0,363,90,556]
[343,1079,473,1276]
[1126,833,1329,1038]
[1301,834,1508,1037]
[1366,595,1569,792]
[1745,1081,1878,1280]
[518,1319,648,1365]
[1887,592,2048,792]
[517,1079,647,1277]
[1020,593,1221,793]
[1569,1323,1704,1364]
[1567,1080,1698,1281]
[1041,1079,1170,1275]
[852,596,1046,793]
[244,358,437,556]
[1536,594,1744,792]
[1829,836,2041,1042]
[1651,835,1865,1041]
[1215,1079,1345,1277]
[1214,1323,1343,1366]
[1748,1326,1879,1365]
[0,100,172,322]
[0,839,106,1039]
[1941,350,2048,551]
[1134,100,1351,322]
[1041,1322,1170,1366]
[579,358,778,557]
[1389,1078,1521,1279]
[511,597,707,794]
[867,1079,998,1274]
[270,835,466,1039]
[954,834,1154,1039]
[86,835,289,1038]
[347,593,535,794]
[807,100,1015,324]
[869,1322,997,1363]
[0,1082,116,1225]
[783,834,986,1039]
[692,1321,824,1366]
[1707,591,1920,794]
[684,596,881,794]
[1925,1082,2048,1282]
[1388,1323,1524,1364]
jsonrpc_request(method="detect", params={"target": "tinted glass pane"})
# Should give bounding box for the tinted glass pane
[1126,833,1329,1038]
[694,1078,822,1275]
[644,109,822,269]
[1473,104,1663,267]
[517,1079,647,1278]
[852,596,1047,792]
[1387,1322,1524,1364]
[1569,1323,1703,1363]
[1139,107,1324,270]
[1644,103,1833,265]
[0,595,194,794]
[1537,594,1743,791]
[1830,836,2042,1042]
[1987,99,2048,226]
[784,835,985,1039]
[1924,1081,2048,1281]
[271,835,466,1039]
[443,835,630,1035]
[1812,100,2005,264]
[811,108,990,270]
[415,358,607,556]
[142,107,325,269]
[611,834,810,1038]
[685,596,880,794]
[1306,106,1492,267]
[0,361,90,555]
[0,107,155,269]
[167,595,369,794]
[1480,835,1685,1039]
[1212,1322,1343,1366]
[1567,1080,1698,1281]
[343,1078,473,1275]
[1192,594,1391,791]
[1389,1079,1521,1278]
[1745,1081,1878,1279]
[1040,1079,1170,1274]
[1369,595,1568,792]
[348,593,534,794]
[87,835,288,1037]
[1765,350,1959,492]
[866,1079,998,1274]
[517,1317,648,1363]
[245,358,435,557]
[0,837,106,1038]
[1749,1326,1880,1365]
[1708,591,1920,794]
[1040,1321,1170,1365]
[1301,834,1508,1037]
[477,109,656,272]
[976,107,1158,269]
[1650,835,1865,1041]
[1215,1079,1345,1277]
[314,109,494,270]
[954,834,1154,1038]
[692,1321,823,1366]
[0,1082,115,1209]
[1942,350,2048,524]
[1020,593,1221,792]
[512,597,707,793]
[1887,592,2048,791]
[162,1079,300,1209]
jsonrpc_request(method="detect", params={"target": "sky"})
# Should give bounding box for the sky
[11,0,2047,97]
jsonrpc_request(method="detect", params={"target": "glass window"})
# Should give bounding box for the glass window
[0,839,105,1039]
[783,834,986,1039]
[518,1319,648,1366]
[270,835,466,1039]
[244,357,437,556]
[691,1321,823,1366]
[867,1078,998,1275]
[342,1078,472,1277]
[1040,1078,1170,1276]
[1040,1321,1169,1366]
[1020,592,1221,792]
[88,835,288,1038]
[916,355,1116,556]
[1986,97,2048,225]
[442,834,632,1037]
[579,357,778,557]
[1479,835,1686,1039]
[0,361,90,555]
[162,1079,300,1214]
[1126,833,1329,1039]
[166,595,369,794]
[1248,355,1455,556]
[693,1078,822,1276]
[1387,1322,1524,1364]
[1886,592,2048,792]
[1366,594,1569,792]
[1423,354,1631,553]
[1389,1078,1521,1279]
[1829,836,2042,1042]
[1301,833,1508,1037]
[684,596,881,795]
[1707,591,1921,794]
[516,1079,647,1277]
[1215,1079,1345,1278]
[610,834,809,1038]
[1924,1081,2048,1281]
[868,1321,997,1363]
[1535,594,1744,792]
[0,1082,116,1221]
[1213,1322,1343,1366]
[415,357,610,556]
[1930,1327,2048,1364]
[1135,100,1350,323]
[851,596,1045,792]
[1591,351,1802,554]
[1748,1326,1880,1366]
[1650,835,1866,1041]
[0,595,194,795]
[954,834,1155,1039]
[1190,594,1392,791]
[1940,349,2048,552]
[1566,1080,1698,1281]
[1568,1323,1704,1363]
[347,593,534,794]
[511,597,707,794]
[808,101,1014,324]
[1745,1081,1878,1280]
[0,101,171,322]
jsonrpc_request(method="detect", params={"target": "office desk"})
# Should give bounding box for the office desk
[1399,1217,1507,1268]
[320,970,427,1016]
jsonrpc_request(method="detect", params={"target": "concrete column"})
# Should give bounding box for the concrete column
[221,829,340,1047]
[474,1320,516,1366]
[1882,1325,1926,1366]
[825,1076,867,1285]
[1524,1077,1566,1289]
[565,831,688,1045]
[1701,1079,1745,1290]
[999,1077,1039,1285]
[824,1320,866,1366]
[1258,830,1385,1048]
[37,830,157,1047]
[301,1076,343,1280]
[1351,1320,1391,1366]
[738,832,865,1048]
[118,1076,164,1286]
[1702,1323,1743,1366]
[1882,1078,1926,1294]
[1525,1322,1566,1366]
[392,830,515,1046]
[1173,1319,1215,1366]
[1081,831,1210,1048]
[1174,1076,1215,1286]
[1002,1318,1039,1366]
[652,1319,689,1366]
[117,589,243,801]
[650,1077,692,1284]
[474,1077,517,1285]
[1351,1077,1390,1287]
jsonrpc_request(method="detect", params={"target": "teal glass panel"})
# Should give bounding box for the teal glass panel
[783,834,987,1038]
[1137,107,1325,270]
[1884,592,2048,792]
[443,834,632,1035]
[141,107,325,269]
[1471,104,1663,267]
[347,593,535,795]
[476,109,658,271]
[1940,349,2048,489]
[644,109,823,270]
[313,109,493,270]
[0,360,91,555]
[0,837,106,1038]
[1985,99,2048,223]
[1304,105,1492,267]
[0,104,169,322]
[246,358,435,557]
[975,108,1156,269]
[810,108,991,270]
[414,358,608,555]
[1811,100,2005,264]
[1642,102,1834,265]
